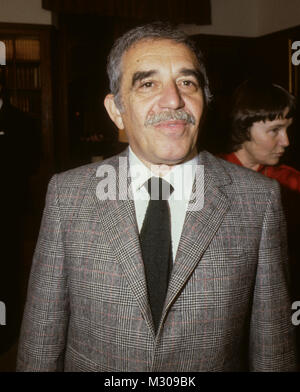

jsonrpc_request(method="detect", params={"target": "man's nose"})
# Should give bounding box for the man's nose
[279,129,290,147]
[158,82,184,109]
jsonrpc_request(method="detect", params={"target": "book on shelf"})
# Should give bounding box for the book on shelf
[15,64,41,89]
[15,39,40,61]
[1,36,42,116]
[0,38,40,62]
[1,39,13,61]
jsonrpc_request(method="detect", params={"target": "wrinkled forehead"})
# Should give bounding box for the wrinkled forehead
[121,38,199,76]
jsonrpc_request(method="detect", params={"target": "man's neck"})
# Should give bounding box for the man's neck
[130,147,198,177]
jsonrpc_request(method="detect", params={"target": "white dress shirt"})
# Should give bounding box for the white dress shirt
[129,147,197,260]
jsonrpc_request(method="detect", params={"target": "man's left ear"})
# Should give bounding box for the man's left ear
[104,94,124,130]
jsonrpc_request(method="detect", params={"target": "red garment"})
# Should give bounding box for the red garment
[219,152,300,193]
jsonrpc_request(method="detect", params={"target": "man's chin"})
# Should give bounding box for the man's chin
[155,145,198,164]
[154,152,197,166]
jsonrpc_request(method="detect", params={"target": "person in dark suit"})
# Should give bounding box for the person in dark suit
[17,23,297,372]
[0,69,40,354]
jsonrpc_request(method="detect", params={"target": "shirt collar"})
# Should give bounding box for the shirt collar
[128,147,198,198]
[129,147,153,194]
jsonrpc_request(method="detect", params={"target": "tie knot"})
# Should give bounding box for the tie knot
[144,177,174,200]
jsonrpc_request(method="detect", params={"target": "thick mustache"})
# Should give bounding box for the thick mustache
[144,110,196,127]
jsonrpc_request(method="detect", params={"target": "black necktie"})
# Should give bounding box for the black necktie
[140,177,173,333]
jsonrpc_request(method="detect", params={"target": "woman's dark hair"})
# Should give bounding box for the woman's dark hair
[229,79,296,151]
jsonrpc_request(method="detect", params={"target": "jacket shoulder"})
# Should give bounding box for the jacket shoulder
[53,151,127,189]
[201,151,279,192]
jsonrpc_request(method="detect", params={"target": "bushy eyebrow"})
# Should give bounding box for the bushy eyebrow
[179,68,202,82]
[131,70,157,87]
[131,67,202,88]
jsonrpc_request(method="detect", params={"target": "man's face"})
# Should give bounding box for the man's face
[105,39,204,168]
[240,110,293,168]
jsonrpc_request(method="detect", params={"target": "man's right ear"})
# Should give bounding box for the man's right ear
[104,94,124,130]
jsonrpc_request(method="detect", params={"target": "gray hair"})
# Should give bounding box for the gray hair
[107,22,212,111]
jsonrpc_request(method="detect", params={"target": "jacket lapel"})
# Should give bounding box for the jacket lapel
[90,150,155,334]
[90,150,232,337]
[161,152,232,329]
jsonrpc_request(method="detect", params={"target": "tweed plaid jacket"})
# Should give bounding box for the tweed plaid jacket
[17,150,297,371]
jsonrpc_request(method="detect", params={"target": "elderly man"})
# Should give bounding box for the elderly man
[17,23,296,372]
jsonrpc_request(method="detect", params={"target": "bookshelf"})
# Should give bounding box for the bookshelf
[1,37,41,117]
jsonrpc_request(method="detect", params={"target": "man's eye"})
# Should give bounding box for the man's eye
[179,80,198,89]
[183,80,193,86]
[140,81,153,88]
